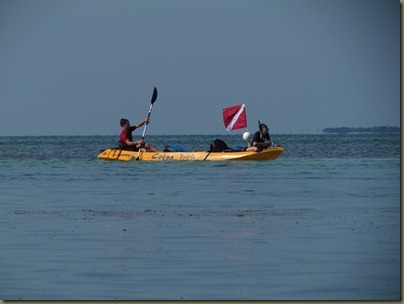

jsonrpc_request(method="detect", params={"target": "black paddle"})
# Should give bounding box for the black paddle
[136,87,158,160]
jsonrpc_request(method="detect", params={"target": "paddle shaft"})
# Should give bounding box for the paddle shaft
[137,87,158,160]
[140,104,153,140]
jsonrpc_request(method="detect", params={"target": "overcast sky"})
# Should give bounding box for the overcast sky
[0,0,399,136]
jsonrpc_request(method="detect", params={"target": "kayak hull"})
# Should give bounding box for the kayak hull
[97,147,284,161]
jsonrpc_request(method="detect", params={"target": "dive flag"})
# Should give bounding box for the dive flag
[223,104,247,131]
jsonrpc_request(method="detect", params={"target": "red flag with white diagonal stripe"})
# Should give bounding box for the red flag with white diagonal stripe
[223,104,247,131]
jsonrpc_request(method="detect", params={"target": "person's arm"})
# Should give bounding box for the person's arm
[125,139,144,146]
[122,132,143,147]
[263,134,272,147]
[135,118,149,129]
[252,132,261,147]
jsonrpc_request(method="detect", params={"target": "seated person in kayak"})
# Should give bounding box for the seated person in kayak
[119,118,160,152]
[247,123,273,152]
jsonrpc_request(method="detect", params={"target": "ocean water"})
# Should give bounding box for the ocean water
[0,133,400,300]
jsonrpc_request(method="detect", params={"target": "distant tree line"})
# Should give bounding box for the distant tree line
[323,126,400,134]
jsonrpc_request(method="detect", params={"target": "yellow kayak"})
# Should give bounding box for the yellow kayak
[97,147,284,161]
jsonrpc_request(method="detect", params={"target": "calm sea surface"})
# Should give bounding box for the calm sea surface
[0,134,400,300]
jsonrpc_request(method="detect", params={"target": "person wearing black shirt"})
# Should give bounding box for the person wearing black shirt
[248,123,272,152]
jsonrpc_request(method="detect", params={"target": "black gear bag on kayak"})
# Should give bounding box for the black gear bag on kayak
[210,139,232,152]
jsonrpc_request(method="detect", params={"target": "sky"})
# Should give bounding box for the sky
[0,0,400,136]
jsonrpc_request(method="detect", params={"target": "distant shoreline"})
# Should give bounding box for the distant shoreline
[323,126,400,134]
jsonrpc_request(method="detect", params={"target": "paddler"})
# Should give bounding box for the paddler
[119,118,160,152]
[247,122,273,152]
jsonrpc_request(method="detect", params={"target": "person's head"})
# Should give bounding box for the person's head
[120,118,130,129]
[259,123,268,134]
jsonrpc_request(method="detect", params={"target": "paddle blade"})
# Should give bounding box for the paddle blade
[151,87,158,104]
